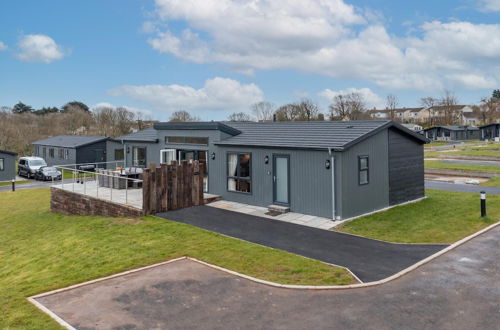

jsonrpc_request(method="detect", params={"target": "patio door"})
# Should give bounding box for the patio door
[273,155,290,205]
[160,149,177,164]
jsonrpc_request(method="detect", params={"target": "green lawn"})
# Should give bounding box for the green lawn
[0,180,30,186]
[336,190,498,244]
[0,189,354,329]
[425,160,500,173]
[480,177,500,187]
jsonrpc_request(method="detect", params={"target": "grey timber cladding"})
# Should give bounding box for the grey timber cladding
[209,146,334,218]
[0,150,17,181]
[339,130,389,219]
[388,128,425,206]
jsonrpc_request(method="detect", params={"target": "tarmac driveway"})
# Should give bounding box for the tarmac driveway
[156,206,446,282]
[34,225,500,330]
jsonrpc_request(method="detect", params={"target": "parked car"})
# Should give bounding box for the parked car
[35,166,62,181]
[18,157,47,179]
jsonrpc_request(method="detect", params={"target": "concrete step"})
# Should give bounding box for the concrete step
[267,204,290,214]
[203,194,221,204]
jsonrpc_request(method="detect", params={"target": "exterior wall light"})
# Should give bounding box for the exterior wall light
[211,152,216,160]
[325,159,331,170]
[264,155,269,164]
[126,146,130,154]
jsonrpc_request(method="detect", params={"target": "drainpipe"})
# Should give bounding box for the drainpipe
[328,148,336,220]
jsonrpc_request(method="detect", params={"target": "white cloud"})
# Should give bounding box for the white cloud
[477,0,500,12]
[108,77,264,112]
[0,41,7,51]
[318,88,384,108]
[92,102,153,117]
[147,0,500,91]
[16,34,66,63]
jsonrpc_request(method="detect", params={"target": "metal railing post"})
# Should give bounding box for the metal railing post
[84,172,86,195]
[110,174,113,202]
[125,176,128,205]
[72,169,75,192]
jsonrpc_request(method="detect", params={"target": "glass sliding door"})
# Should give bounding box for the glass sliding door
[273,155,290,205]
[160,149,177,164]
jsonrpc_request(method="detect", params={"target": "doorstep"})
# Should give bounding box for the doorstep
[206,200,335,231]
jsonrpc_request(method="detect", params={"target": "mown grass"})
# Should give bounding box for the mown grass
[479,177,500,187]
[0,180,30,186]
[336,189,498,244]
[425,160,500,173]
[0,189,354,329]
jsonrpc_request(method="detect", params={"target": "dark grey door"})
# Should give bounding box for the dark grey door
[273,154,290,206]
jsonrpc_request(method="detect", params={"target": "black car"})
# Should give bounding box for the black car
[35,166,62,181]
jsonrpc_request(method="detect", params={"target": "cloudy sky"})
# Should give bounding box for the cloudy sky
[0,0,499,120]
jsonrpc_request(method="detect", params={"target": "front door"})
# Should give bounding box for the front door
[273,154,290,205]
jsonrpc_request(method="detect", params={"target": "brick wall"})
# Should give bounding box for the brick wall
[51,187,144,218]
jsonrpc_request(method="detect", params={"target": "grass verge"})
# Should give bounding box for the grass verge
[479,177,500,187]
[0,188,354,329]
[425,160,500,173]
[336,189,498,244]
[0,180,30,186]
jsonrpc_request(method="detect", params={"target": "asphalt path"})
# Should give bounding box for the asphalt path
[157,206,445,282]
[425,180,500,195]
[441,159,500,166]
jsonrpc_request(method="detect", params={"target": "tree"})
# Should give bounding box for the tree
[493,89,500,100]
[227,112,252,122]
[12,102,34,114]
[294,98,321,121]
[328,92,367,120]
[476,96,499,125]
[250,101,275,121]
[274,103,300,121]
[439,89,459,125]
[420,96,438,126]
[93,106,136,137]
[386,94,399,121]
[34,107,59,115]
[169,110,200,122]
[62,101,89,113]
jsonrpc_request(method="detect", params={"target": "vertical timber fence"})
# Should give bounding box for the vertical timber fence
[142,160,204,215]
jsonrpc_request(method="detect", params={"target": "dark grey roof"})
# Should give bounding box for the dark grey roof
[424,126,479,131]
[0,149,18,156]
[118,127,159,142]
[153,122,241,136]
[479,123,500,129]
[218,121,428,150]
[32,135,109,148]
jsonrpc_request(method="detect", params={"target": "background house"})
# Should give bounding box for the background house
[423,126,481,141]
[32,136,123,167]
[118,120,427,220]
[0,149,18,182]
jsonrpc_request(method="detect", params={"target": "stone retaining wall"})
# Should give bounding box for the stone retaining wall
[51,187,144,218]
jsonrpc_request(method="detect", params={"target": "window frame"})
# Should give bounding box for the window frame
[0,158,4,171]
[358,155,369,186]
[58,148,64,160]
[114,148,125,161]
[132,146,147,167]
[226,152,252,194]
[49,148,55,158]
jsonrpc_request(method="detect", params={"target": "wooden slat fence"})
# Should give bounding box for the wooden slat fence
[142,160,204,215]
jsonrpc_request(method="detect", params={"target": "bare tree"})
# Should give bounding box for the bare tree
[439,89,459,125]
[228,112,253,122]
[420,96,438,126]
[328,92,367,120]
[294,98,321,121]
[93,106,136,137]
[169,110,200,122]
[386,94,399,121]
[274,103,300,121]
[250,101,275,121]
[476,96,500,124]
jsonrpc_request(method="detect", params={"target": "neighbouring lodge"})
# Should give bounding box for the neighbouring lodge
[115,120,428,220]
[480,123,500,141]
[0,149,18,182]
[422,125,481,141]
[32,135,123,167]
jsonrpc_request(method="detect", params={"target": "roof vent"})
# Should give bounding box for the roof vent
[346,125,354,129]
